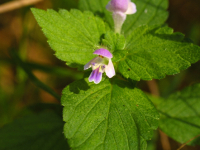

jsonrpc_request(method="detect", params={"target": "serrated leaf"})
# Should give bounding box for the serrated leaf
[31,8,110,69]
[79,0,168,35]
[0,112,69,150]
[118,26,200,81]
[103,32,126,51]
[157,84,200,146]
[61,77,159,150]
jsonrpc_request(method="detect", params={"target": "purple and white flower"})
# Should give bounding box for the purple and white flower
[84,48,115,84]
[106,0,137,33]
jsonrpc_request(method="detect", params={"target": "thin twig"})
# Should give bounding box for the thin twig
[159,130,171,150]
[147,79,160,97]
[177,133,200,150]
[0,0,43,14]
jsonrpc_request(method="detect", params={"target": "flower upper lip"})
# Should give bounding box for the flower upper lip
[93,48,113,58]
[109,0,129,13]
[106,0,137,15]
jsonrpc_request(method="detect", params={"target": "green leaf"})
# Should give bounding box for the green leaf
[79,0,169,35]
[157,84,200,145]
[0,112,69,150]
[103,32,126,52]
[118,26,200,81]
[31,8,110,69]
[102,31,126,62]
[61,77,159,150]
[147,94,165,107]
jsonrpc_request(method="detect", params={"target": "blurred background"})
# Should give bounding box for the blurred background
[0,0,200,150]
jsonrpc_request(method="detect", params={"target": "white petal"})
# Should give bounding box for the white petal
[105,59,115,78]
[84,57,98,70]
[84,62,91,70]
[125,2,137,14]
[113,12,126,33]
[106,1,113,12]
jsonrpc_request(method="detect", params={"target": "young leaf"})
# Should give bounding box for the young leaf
[103,32,126,52]
[31,8,110,70]
[102,31,126,62]
[61,77,159,150]
[118,26,200,81]
[157,84,200,145]
[0,112,69,150]
[79,0,168,35]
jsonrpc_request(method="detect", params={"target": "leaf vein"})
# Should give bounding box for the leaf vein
[146,0,163,25]
[124,0,150,33]
[115,106,130,150]
[126,58,152,79]
[59,12,95,45]
[103,84,113,149]
[75,119,107,148]
[71,92,110,141]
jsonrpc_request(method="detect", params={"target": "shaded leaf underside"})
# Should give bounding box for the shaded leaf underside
[0,112,69,150]
[158,84,200,146]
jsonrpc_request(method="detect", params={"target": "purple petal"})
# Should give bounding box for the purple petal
[105,59,115,78]
[110,0,129,13]
[106,1,113,12]
[125,2,137,14]
[94,71,102,84]
[93,49,113,58]
[89,69,98,82]
[89,68,103,84]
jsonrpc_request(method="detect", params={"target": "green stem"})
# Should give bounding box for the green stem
[0,58,83,79]
[26,62,83,79]
[10,50,61,101]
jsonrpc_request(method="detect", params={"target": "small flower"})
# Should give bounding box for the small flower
[84,48,115,84]
[106,0,137,33]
